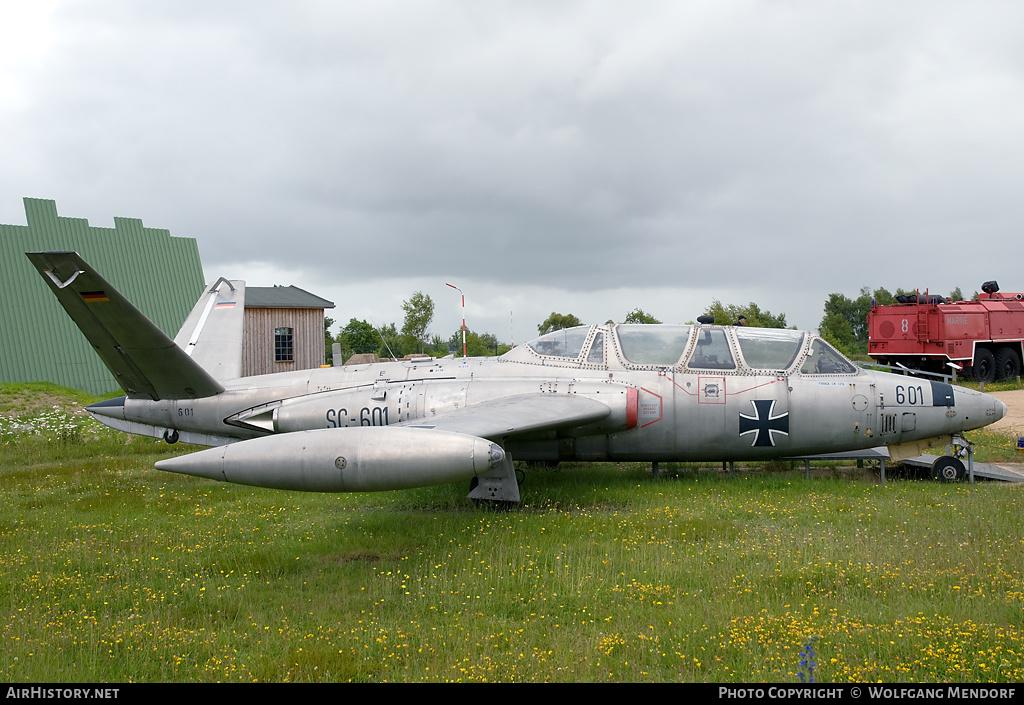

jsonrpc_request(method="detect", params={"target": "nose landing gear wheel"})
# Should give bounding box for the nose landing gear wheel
[930,456,966,482]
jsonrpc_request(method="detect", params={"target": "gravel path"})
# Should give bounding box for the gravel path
[988,389,1024,438]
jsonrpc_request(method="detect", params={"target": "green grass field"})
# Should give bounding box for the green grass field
[1,383,1023,682]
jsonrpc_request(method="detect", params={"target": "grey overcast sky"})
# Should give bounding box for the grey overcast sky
[2,1,1022,344]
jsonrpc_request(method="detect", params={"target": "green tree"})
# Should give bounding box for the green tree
[446,329,511,357]
[818,301,857,354]
[817,287,899,356]
[537,312,583,335]
[324,316,336,364]
[376,322,403,359]
[401,291,434,354]
[340,318,376,353]
[949,287,963,302]
[702,301,789,328]
[335,318,404,361]
[623,308,662,324]
[425,334,449,358]
[818,289,871,356]
[335,318,378,361]
[875,288,897,306]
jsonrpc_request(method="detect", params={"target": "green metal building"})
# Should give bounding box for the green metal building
[1,198,205,395]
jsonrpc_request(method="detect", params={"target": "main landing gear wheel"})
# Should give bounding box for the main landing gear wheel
[931,456,966,483]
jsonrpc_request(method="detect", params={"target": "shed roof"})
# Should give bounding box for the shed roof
[245,285,334,309]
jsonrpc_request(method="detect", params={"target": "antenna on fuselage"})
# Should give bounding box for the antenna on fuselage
[368,315,397,361]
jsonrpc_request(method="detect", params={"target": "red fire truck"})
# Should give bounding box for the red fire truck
[867,282,1024,382]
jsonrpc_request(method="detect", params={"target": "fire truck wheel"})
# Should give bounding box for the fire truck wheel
[972,349,996,383]
[995,347,1021,381]
[930,456,966,483]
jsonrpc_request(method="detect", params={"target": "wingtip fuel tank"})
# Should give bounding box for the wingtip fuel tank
[154,426,505,492]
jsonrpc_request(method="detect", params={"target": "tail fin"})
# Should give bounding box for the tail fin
[26,251,225,401]
[172,276,246,383]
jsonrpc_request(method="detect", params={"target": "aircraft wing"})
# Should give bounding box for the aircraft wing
[26,251,224,401]
[400,393,611,440]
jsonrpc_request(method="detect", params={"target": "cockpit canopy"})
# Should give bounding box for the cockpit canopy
[616,325,692,365]
[527,327,592,359]
[733,328,804,370]
[512,324,856,375]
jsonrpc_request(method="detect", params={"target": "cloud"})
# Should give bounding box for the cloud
[2,0,1022,339]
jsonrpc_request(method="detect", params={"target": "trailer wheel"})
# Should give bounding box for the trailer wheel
[931,456,966,483]
[972,348,996,383]
[995,347,1021,381]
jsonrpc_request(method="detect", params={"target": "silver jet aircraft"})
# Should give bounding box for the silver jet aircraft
[28,251,1007,505]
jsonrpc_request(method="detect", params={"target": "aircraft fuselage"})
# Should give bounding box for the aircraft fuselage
[91,326,1004,464]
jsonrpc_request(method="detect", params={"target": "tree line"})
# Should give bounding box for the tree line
[325,291,512,364]
[324,284,982,364]
[324,296,792,364]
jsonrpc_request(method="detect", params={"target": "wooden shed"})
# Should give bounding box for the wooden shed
[242,286,335,376]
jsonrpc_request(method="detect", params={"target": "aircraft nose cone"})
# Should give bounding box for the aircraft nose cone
[948,386,1008,432]
[995,398,1008,422]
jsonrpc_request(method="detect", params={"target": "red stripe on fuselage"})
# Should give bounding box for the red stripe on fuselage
[627,387,638,429]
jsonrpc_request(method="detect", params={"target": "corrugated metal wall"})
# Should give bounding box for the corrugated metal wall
[1,198,205,395]
[242,308,325,376]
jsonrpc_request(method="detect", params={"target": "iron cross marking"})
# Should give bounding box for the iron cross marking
[738,399,790,447]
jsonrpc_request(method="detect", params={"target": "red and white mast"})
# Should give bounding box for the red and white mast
[446,282,466,357]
